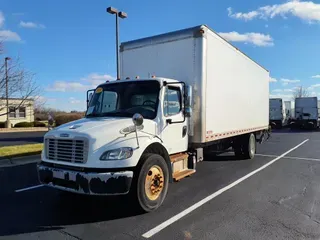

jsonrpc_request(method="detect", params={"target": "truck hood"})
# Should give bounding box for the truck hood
[47,117,157,149]
[54,117,132,133]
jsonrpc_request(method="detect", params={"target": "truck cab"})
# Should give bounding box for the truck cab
[37,77,194,212]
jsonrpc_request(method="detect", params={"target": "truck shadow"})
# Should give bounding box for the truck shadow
[203,150,241,162]
[271,128,320,134]
[0,188,144,237]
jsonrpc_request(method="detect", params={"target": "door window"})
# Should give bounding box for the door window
[163,87,181,116]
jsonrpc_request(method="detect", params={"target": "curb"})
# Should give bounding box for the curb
[0,154,41,167]
[0,151,42,161]
[0,127,48,133]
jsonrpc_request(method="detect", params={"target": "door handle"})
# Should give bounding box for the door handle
[182,126,187,137]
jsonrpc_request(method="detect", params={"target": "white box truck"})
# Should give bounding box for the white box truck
[37,25,270,212]
[289,97,319,129]
[269,98,287,129]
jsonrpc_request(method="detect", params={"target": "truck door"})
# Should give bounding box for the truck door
[161,85,188,154]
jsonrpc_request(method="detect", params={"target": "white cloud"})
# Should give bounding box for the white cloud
[269,93,292,100]
[272,88,294,93]
[272,89,282,92]
[312,75,320,78]
[284,89,294,92]
[311,83,320,88]
[0,11,4,28]
[228,1,320,23]
[0,30,21,42]
[81,73,115,86]
[19,21,45,29]
[46,73,116,92]
[269,77,277,82]
[0,11,21,42]
[218,31,274,46]
[281,78,300,86]
[69,97,82,104]
[46,81,89,92]
[227,7,259,21]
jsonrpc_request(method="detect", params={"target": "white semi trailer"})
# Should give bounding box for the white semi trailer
[290,97,319,129]
[37,25,270,212]
[269,98,287,129]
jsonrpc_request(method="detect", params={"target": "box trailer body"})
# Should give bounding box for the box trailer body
[121,25,269,145]
[269,98,287,128]
[37,25,270,212]
[290,97,319,129]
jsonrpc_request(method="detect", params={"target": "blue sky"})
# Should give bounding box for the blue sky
[1,0,320,111]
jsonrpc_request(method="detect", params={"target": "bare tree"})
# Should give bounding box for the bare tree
[292,86,310,100]
[33,96,47,113]
[0,56,40,117]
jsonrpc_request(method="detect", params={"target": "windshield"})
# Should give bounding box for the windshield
[86,80,160,120]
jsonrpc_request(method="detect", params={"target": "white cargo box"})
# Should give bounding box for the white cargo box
[295,97,319,120]
[269,98,284,120]
[120,25,270,144]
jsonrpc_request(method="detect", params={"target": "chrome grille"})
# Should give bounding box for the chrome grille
[45,138,88,163]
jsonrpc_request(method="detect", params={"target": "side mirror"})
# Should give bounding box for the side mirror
[87,89,94,108]
[184,85,193,117]
[132,113,144,126]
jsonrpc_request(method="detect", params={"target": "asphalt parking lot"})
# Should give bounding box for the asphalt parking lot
[1,129,320,240]
[0,131,46,147]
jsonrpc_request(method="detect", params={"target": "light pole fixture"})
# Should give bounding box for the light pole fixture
[5,57,11,128]
[106,6,127,80]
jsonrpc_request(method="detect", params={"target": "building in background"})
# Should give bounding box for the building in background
[0,98,34,126]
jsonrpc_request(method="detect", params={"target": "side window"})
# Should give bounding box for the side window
[163,87,181,116]
[101,91,117,113]
[9,107,16,118]
[18,107,26,118]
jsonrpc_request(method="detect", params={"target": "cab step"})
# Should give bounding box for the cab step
[173,169,196,181]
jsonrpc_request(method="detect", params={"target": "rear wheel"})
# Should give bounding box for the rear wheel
[131,154,169,212]
[243,133,256,159]
[233,133,256,159]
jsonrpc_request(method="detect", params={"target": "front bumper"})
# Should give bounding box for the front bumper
[37,163,133,195]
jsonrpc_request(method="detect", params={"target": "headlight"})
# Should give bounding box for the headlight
[100,147,133,161]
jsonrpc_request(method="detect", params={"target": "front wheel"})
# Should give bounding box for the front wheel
[131,154,169,212]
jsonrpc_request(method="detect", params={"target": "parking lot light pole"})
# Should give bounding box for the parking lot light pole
[106,6,127,80]
[5,57,11,128]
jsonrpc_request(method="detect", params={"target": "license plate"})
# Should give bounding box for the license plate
[53,170,65,179]
[53,170,77,181]
[69,172,76,181]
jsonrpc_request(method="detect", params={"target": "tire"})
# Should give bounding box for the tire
[131,153,169,212]
[242,133,256,159]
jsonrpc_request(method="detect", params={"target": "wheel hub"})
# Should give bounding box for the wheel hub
[145,166,164,201]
